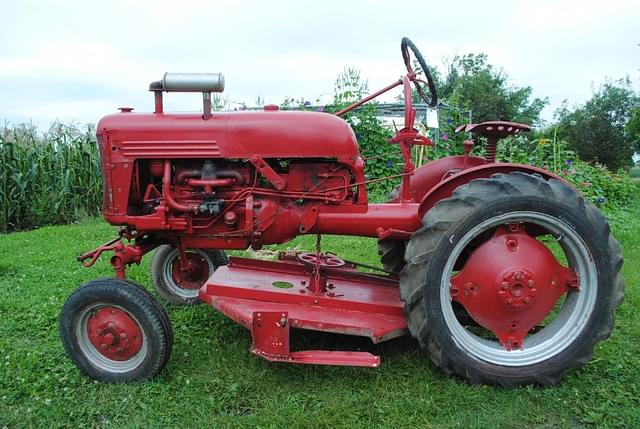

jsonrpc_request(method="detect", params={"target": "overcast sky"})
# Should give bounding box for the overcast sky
[1,0,638,130]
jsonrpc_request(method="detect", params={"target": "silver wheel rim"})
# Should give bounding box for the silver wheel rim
[76,303,147,373]
[162,249,215,299]
[440,211,598,367]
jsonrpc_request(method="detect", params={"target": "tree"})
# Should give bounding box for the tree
[437,54,548,125]
[626,106,640,152]
[555,78,638,170]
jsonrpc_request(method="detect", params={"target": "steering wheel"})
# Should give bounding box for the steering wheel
[401,37,438,108]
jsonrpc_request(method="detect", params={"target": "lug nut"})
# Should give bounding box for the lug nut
[501,282,509,290]
[527,280,534,288]
[514,271,522,280]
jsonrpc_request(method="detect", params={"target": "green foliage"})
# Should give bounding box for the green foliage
[0,123,102,232]
[626,106,640,151]
[438,53,548,125]
[555,78,638,170]
[497,132,633,207]
[563,160,633,208]
[326,68,400,201]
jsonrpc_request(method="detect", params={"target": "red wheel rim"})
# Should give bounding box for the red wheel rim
[170,252,210,290]
[450,225,579,351]
[86,306,143,361]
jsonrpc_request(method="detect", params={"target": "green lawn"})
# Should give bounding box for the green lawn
[1,193,639,428]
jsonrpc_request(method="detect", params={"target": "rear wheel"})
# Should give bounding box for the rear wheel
[377,240,406,274]
[60,278,173,383]
[377,187,407,274]
[151,245,228,305]
[401,172,624,386]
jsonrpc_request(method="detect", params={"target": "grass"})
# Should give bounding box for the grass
[1,193,639,428]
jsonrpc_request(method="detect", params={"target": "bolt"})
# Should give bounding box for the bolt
[501,282,509,290]
[108,322,115,329]
[514,271,522,280]
[523,296,531,304]
[101,344,107,350]
[111,310,116,315]
[507,298,514,305]
[96,328,103,335]
[120,332,127,339]
[527,279,534,288]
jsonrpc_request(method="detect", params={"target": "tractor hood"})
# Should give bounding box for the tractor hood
[97,110,360,159]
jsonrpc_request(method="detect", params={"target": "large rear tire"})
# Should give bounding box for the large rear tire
[401,172,624,386]
[377,240,406,274]
[377,187,407,274]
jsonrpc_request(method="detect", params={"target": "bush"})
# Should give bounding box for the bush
[496,134,633,208]
[325,68,401,201]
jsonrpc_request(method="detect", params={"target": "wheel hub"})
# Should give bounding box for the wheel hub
[499,269,537,310]
[450,226,579,351]
[171,252,210,290]
[87,306,143,360]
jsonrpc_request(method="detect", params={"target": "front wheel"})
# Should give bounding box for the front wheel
[60,278,173,383]
[401,172,624,386]
[151,245,228,305]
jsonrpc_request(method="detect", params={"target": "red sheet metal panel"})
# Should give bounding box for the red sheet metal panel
[199,256,408,366]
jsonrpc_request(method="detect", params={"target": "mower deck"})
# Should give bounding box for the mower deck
[199,253,407,367]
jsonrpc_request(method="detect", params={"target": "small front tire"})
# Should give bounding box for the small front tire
[151,245,228,305]
[60,278,173,383]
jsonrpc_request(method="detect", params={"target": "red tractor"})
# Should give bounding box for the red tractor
[60,38,624,386]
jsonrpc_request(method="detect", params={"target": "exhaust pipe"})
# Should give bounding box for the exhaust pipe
[149,73,225,120]
[162,73,225,93]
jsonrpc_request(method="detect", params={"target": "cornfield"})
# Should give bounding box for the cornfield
[0,123,102,233]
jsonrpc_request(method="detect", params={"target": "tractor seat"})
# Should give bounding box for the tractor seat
[455,121,530,139]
